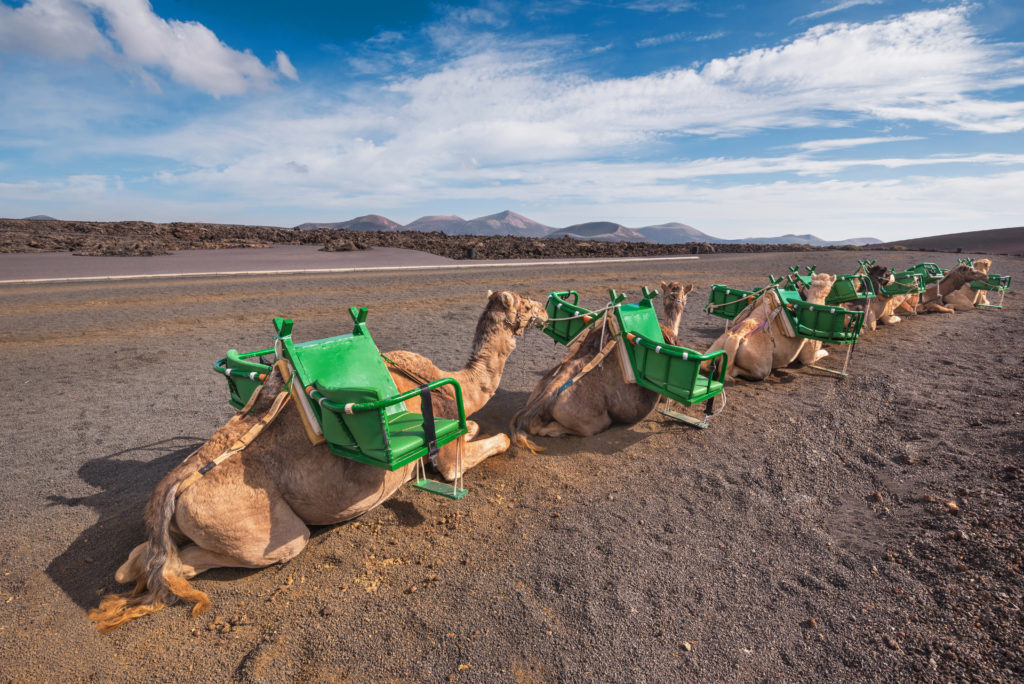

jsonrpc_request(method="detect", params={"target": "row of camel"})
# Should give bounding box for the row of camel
[91,259,995,633]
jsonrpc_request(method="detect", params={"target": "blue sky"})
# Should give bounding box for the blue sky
[1,0,1022,240]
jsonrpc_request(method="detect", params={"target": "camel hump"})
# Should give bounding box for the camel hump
[383,350,447,384]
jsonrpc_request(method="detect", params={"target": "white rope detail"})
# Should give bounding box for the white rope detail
[344,403,355,414]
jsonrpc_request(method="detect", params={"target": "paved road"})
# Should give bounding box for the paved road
[0,245,697,283]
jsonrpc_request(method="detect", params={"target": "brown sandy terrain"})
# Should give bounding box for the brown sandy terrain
[0,250,1020,682]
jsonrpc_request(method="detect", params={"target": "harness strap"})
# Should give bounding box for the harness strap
[556,337,619,396]
[177,389,291,497]
[419,385,439,466]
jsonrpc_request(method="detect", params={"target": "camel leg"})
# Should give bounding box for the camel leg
[114,542,149,583]
[434,433,511,481]
[465,420,480,440]
[534,420,572,438]
[176,541,308,578]
[879,314,901,325]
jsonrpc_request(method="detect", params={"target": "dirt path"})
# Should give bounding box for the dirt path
[0,251,1020,682]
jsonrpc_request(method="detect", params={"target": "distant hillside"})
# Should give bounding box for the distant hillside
[461,210,552,237]
[636,222,715,243]
[24,215,57,221]
[295,214,401,232]
[549,222,648,242]
[404,215,467,233]
[291,209,879,245]
[726,234,882,247]
[880,226,1023,256]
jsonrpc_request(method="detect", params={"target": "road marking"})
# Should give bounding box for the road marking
[0,255,700,284]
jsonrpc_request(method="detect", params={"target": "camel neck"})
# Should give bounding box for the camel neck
[665,306,684,337]
[453,323,516,415]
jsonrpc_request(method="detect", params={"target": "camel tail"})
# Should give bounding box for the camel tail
[89,481,210,634]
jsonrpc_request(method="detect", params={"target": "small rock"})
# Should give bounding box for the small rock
[921,494,936,503]
[683,642,692,652]
[406,585,417,594]
[191,628,201,637]
[883,634,899,650]
[805,617,818,629]
[320,605,333,617]
[946,530,968,541]
[946,501,959,514]
[870,491,883,503]
[608,494,615,501]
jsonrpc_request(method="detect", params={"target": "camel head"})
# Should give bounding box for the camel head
[946,264,988,285]
[484,290,548,337]
[865,265,895,294]
[806,272,836,304]
[660,280,693,316]
[973,258,992,274]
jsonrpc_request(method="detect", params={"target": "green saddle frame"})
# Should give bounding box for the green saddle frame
[273,309,468,472]
[214,347,274,409]
[705,284,758,321]
[825,274,875,306]
[776,289,865,345]
[543,290,605,345]
[609,287,727,408]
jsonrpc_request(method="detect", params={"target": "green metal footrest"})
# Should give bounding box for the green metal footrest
[413,478,467,500]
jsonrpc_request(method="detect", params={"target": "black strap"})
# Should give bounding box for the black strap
[419,385,438,459]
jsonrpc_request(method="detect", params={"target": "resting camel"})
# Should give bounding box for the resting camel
[704,272,836,381]
[941,258,991,310]
[511,281,692,451]
[853,264,907,331]
[91,290,547,633]
[902,263,989,314]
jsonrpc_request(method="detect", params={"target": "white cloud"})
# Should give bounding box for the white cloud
[637,32,687,48]
[794,136,924,152]
[792,0,884,24]
[625,0,695,13]
[276,51,299,81]
[0,0,111,60]
[0,0,286,96]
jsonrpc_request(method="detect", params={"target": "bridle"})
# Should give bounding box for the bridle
[488,295,545,335]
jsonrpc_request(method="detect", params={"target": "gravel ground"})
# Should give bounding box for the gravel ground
[0,250,1020,682]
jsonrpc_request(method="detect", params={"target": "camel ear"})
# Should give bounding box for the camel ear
[487,289,494,298]
[660,280,668,290]
[683,283,693,294]
[500,291,515,309]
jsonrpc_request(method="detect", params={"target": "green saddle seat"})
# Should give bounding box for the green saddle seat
[705,284,758,320]
[543,290,604,345]
[826,275,875,305]
[970,274,1011,291]
[274,309,468,471]
[909,262,944,285]
[610,287,727,407]
[214,347,274,409]
[779,296,864,345]
[884,271,926,296]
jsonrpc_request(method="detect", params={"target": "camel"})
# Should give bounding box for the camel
[90,290,547,633]
[941,258,991,310]
[851,264,907,331]
[511,281,692,451]
[703,272,836,381]
[903,264,989,314]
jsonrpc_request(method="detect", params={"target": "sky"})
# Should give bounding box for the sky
[0,0,1022,240]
